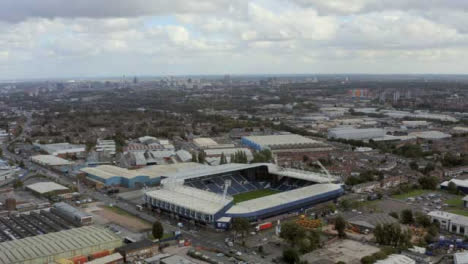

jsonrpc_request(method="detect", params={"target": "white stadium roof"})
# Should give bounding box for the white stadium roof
[26,181,69,194]
[226,184,341,215]
[145,185,232,215]
[31,155,73,166]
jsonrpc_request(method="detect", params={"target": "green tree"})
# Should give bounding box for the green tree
[283,248,300,264]
[280,222,306,246]
[418,176,438,190]
[400,209,414,225]
[415,213,431,228]
[447,181,459,194]
[389,212,399,220]
[232,218,250,241]
[374,223,411,248]
[197,151,206,164]
[13,179,23,189]
[252,149,273,163]
[191,152,198,162]
[220,152,227,165]
[335,216,347,238]
[152,221,164,240]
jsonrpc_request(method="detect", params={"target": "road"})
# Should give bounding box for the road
[1,113,269,263]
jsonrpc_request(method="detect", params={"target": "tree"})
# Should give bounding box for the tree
[220,152,227,165]
[389,212,399,220]
[418,176,438,190]
[400,209,414,225]
[197,151,206,164]
[374,223,411,248]
[415,213,431,228]
[191,152,198,162]
[152,221,164,240]
[280,222,306,246]
[252,149,273,163]
[447,181,459,194]
[283,248,300,264]
[335,216,347,238]
[232,218,250,241]
[409,161,418,170]
[13,179,23,189]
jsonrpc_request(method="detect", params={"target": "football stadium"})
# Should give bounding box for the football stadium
[144,163,343,228]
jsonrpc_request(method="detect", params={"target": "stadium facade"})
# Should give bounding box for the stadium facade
[143,163,343,228]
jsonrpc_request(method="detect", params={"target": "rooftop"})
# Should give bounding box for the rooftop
[26,181,69,194]
[226,184,342,215]
[145,185,232,215]
[81,162,204,180]
[161,255,197,264]
[0,226,121,264]
[375,254,415,264]
[193,137,218,147]
[31,155,73,166]
[242,134,321,147]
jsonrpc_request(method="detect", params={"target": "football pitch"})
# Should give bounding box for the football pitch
[233,189,280,204]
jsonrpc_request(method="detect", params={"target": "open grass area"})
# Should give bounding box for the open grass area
[233,189,280,204]
[446,197,464,207]
[391,189,433,200]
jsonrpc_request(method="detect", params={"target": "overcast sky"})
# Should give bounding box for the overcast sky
[1,0,468,79]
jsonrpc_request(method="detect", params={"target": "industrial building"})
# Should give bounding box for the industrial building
[144,163,343,226]
[34,143,86,157]
[193,137,218,148]
[116,239,158,263]
[241,134,323,151]
[441,179,468,194]
[95,139,116,155]
[51,202,93,226]
[428,211,468,236]
[375,254,415,264]
[0,225,122,264]
[327,127,386,140]
[26,181,69,196]
[81,163,204,188]
[31,155,73,167]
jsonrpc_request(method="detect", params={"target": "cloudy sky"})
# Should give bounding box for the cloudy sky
[1,0,468,79]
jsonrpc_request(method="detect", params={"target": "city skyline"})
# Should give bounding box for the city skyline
[1,0,468,79]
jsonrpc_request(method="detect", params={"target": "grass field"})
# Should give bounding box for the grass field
[449,209,468,217]
[391,189,434,200]
[233,189,279,204]
[446,197,464,207]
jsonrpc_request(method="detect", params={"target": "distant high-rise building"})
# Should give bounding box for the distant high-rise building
[133,76,138,84]
[393,91,400,103]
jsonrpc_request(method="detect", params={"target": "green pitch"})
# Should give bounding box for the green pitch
[233,189,280,204]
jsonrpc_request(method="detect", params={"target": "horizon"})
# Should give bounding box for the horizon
[1,1,468,79]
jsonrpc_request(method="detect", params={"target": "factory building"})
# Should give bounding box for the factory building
[241,134,323,151]
[33,143,86,157]
[327,127,386,140]
[51,202,93,226]
[26,181,69,196]
[95,139,116,155]
[81,163,204,188]
[0,225,122,264]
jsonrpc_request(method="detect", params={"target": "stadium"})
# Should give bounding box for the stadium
[144,163,344,228]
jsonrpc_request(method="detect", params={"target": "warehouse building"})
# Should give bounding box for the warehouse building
[116,239,158,262]
[95,139,116,155]
[26,181,69,196]
[441,179,468,194]
[327,127,386,140]
[31,155,73,167]
[34,143,86,157]
[81,163,204,188]
[51,202,93,226]
[193,138,218,148]
[241,134,323,151]
[0,225,122,264]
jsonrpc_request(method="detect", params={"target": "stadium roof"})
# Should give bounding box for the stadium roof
[268,165,339,183]
[26,181,69,194]
[161,163,339,184]
[0,226,121,264]
[81,163,204,180]
[161,163,268,183]
[226,184,342,215]
[243,134,321,147]
[31,155,73,166]
[145,185,232,215]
